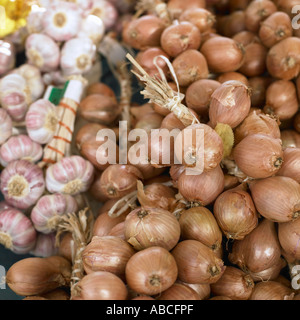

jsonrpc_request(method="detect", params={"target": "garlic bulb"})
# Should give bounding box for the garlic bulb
[70,0,94,15]
[0,160,45,210]
[13,64,45,103]
[25,99,59,145]
[89,0,118,30]
[78,15,105,45]
[0,135,43,167]
[31,194,79,234]
[45,155,94,196]
[25,33,60,72]
[0,73,30,121]
[0,40,15,76]
[42,2,82,42]
[0,208,37,254]
[0,109,13,145]
[30,233,58,258]
[60,37,96,76]
[26,6,47,34]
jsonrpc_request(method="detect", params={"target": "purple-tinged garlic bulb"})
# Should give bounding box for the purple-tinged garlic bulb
[25,33,60,72]
[26,6,47,34]
[0,135,43,167]
[0,109,13,145]
[0,40,16,76]
[31,193,79,234]
[0,208,37,254]
[0,160,45,210]
[25,99,59,145]
[45,155,94,196]
[78,15,105,45]
[60,37,96,76]
[30,233,59,257]
[89,0,118,30]
[71,0,94,15]
[13,64,45,102]
[0,74,30,121]
[0,201,13,212]
[42,2,82,42]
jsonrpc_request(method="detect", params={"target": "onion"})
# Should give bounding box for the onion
[210,266,254,300]
[75,123,107,151]
[171,239,225,284]
[249,258,287,282]
[250,281,294,300]
[158,282,200,300]
[248,76,272,108]
[125,246,178,296]
[281,130,300,148]
[277,147,300,183]
[229,219,282,274]
[179,8,215,34]
[167,0,206,19]
[86,82,117,100]
[249,176,300,222]
[217,72,249,86]
[160,112,185,131]
[294,113,300,134]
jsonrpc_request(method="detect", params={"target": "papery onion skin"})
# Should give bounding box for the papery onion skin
[167,0,206,19]
[250,281,294,300]
[249,258,287,282]
[157,282,200,300]
[277,147,300,183]
[249,176,300,222]
[171,239,225,284]
[210,266,254,300]
[229,219,282,273]
[281,130,300,149]
[125,246,178,296]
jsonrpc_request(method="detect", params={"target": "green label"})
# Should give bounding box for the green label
[48,81,70,105]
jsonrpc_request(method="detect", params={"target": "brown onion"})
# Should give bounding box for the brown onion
[217,72,249,86]
[281,130,300,148]
[174,123,223,172]
[98,164,143,199]
[179,8,215,34]
[249,258,287,282]
[58,232,74,263]
[210,266,254,300]
[244,0,277,33]
[86,82,117,101]
[218,11,246,38]
[259,12,293,48]
[124,206,180,251]
[134,111,164,133]
[158,282,200,300]
[277,147,300,183]
[180,281,211,300]
[160,112,185,131]
[82,236,135,277]
[172,49,209,87]
[171,239,225,284]
[209,80,251,129]
[185,79,221,115]
[232,30,260,47]
[229,0,251,11]
[248,76,272,108]
[210,296,232,300]
[233,134,283,179]
[266,37,300,80]
[234,111,280,145]
[264,80,299,121]
[178,165,224,206]
[250,281,294,300]
[167,0,206,19]
[108,221,125,240]
[249,176,300,222]
[200,36,245,73]
[125,246,178,295]
[229,219,282,273]
[75,123,107,151]
[224,174,240,191]
[76,271,128,300]
[122,15,166,51]
[294,113,300,133]
[79,94,121,125]
[160,21,202,58]
[213,186,258,240]
[179,207,222,254]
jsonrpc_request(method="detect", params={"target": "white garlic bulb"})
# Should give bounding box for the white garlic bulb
[31,193,79,234]
[0,109,13,145]
[89,0,118,30]
[42,2,82,42]
[45,155,94,196]
[0,134,43,167]
[67,0,94,15]
[78,15,105,45]
[0,40,15,76]
[25,99,59,145]
[25,33,60,72]
[13,64,45,102]
[0,73,30,121]
[60,37,96,76]
[26,6,47,34]
[0,160,45,210]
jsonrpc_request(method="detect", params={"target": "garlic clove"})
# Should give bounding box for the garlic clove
[0,109,13,145]
[78,14,105,45]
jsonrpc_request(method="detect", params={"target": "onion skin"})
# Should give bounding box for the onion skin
[249,176,300,222]
[248,258,287,282]
[248,76,272,108]
[278,218,300,262]
[210,266,254,300]
[277,147,300,183]
[125,246,178,296]
[200,37,245,73]
[266,37,300,80]
[167,0,206,19]
[250,281,294,300]
[281,130,300,149]
[177,165,225,206]
[179,8,215,34]
[233,134,283,179]
[171,239,225,284]
[209,80,251,129]
[213,187,258,240]
[229,219,282,274]
[217,72,249,86]
[158,282,201,300]
[179,207,223,254]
